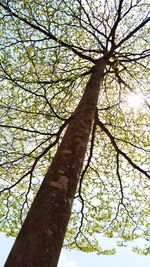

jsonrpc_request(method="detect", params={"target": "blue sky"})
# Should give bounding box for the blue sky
[1,233,150,267]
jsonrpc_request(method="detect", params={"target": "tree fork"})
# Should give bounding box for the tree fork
[4,57,106,267]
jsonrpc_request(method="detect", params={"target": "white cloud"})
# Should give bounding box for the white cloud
[58,251,77,267]
[62,260,77,267]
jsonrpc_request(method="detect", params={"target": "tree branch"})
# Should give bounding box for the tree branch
[0,118,71,193]
[116,153,124,203]
[116,17,150,48]
[96,114,150,179]
[74,113,97,241]
[0,2,96,63]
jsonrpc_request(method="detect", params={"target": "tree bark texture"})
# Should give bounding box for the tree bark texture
[4,58,106,267]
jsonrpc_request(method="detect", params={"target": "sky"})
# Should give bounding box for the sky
[1,233,150,267]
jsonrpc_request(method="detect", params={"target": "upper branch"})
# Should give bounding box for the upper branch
[109,0,124,49]
[116,16,150,48]
[0,2,96,64]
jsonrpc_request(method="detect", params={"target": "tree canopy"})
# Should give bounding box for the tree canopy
[0,0,150,256]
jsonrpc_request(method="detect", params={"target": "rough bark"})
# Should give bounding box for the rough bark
[4,58,106,267]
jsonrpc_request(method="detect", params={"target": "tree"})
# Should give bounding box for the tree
[0,0,150,266]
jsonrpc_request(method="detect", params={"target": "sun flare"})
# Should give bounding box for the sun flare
[127,93,144,108]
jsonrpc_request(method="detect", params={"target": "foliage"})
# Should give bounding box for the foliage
[0,0,150,255]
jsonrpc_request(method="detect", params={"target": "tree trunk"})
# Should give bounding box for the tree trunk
[4,58,106,267]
